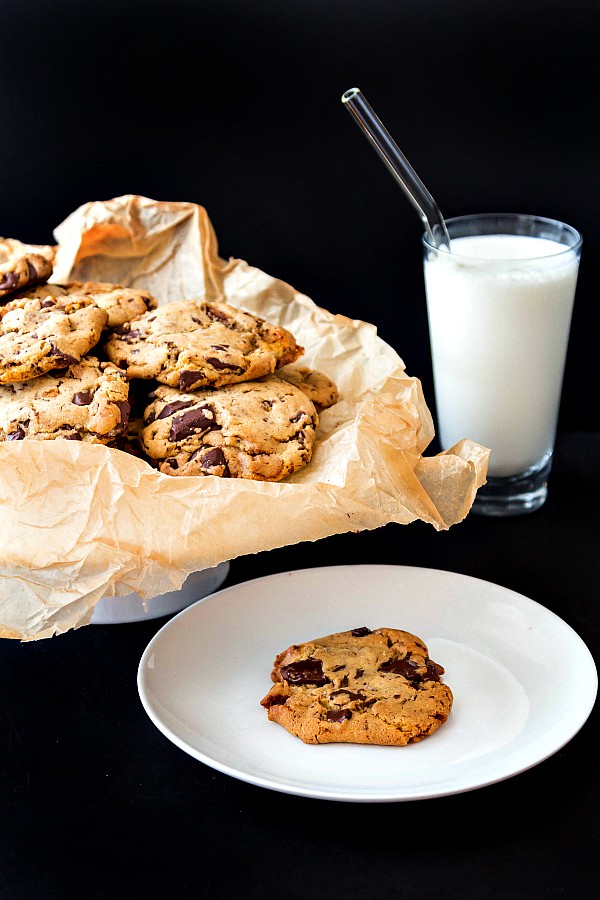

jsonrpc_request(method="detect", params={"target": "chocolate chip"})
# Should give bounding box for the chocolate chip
[170,405,215,441]
[205,357,245,374]
[332,665,346,672]
[290,412,305,423]
[423,659,444,681]
[211,344,228,351]
[379,657,419,679]
[165,458,179,469]
[340,674,349,687]
[114,400,131,426]
[351,627,372,637]
[26,261,38,281]
[73,390,92,405]
[178,370,205,391]
[0,272,20,291]
[64,432,82,440]
[40,299,55,308]
[50,345,79,367]
[200,447,230,476]
[379,656,442,682]
[119,329,141,343]
[205,307,230,324]
[325,709,352,723]
[7,426,25,440]
[355,669,364,679]
[261,400,274,410]
[280,658,330,686]
[156,399,195,420]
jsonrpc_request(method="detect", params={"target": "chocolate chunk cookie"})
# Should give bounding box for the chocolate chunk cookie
[104,298,303,390]
[0,237,55,299]
[261,627,453,745]
[13,281,158,330]
[0,294,107,384]
[0,357,130,443]
[140,376,318,480]
[276,365,339,411]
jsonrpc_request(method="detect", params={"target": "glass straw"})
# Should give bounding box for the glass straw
[341,87,451,250]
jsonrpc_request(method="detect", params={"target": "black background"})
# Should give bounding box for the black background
[1,5,600,900]
[1,0,598,432]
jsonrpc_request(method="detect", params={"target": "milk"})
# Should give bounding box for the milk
[424,234,579,478]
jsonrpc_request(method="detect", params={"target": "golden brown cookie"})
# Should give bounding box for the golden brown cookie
[275,365,339,411]
[13,281,158,330]
[261,627,453,745]
[0,357,130,443]
[0,293,107,384]
[0,237,55,299]
[140,377,318,480]
[104,298,303,390]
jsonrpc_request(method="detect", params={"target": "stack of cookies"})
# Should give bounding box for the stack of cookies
[0,236,339,481]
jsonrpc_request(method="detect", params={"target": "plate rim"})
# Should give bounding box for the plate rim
[137,564,598,802]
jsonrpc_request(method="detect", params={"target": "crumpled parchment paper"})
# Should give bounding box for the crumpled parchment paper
[0,195,489,640]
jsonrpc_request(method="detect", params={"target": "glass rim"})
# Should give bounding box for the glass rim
[422,213,583,262]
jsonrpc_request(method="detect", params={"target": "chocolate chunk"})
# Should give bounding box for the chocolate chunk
[170,405,215,441]
[200,447,230,476]
[205,357,245,374]
[114,400,131,426]
[205,307,230,324]
[423,659,444,681]
[165,458,179,469]
[73,390,92,406]
[178,370,205,391]
[379,656,443,682]
[118,329,141,343]
[26,260,38,281]
[0,272,19,291]
[157,399,195,420]
[50,345,79,367]
[325,709,352,723]
[40,299,55,308]
[290,412,305,423]
[64,432,82,440]
[355,669,364,679]
[280,658,330,686]
[351,627,372,637]
[7,426,25,440]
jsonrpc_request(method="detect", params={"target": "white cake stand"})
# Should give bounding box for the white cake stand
[91,562,230,624]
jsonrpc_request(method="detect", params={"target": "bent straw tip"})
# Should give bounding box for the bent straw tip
[341,87,361,104]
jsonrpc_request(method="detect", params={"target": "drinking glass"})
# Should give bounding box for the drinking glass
[423,213,582,516]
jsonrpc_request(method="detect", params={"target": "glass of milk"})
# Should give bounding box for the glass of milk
[423,213,582,516]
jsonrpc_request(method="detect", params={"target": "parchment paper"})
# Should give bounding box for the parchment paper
[0,195,489,640]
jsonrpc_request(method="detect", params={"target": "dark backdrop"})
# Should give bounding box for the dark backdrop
[1,0,598,431]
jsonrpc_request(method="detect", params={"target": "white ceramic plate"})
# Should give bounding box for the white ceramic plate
[137,565,597,802]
